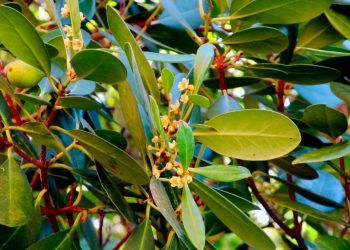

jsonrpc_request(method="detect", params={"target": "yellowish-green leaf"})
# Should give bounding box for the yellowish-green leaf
[189,165,251,182]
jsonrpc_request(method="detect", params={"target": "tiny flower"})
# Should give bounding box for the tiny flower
[168,125,175,133]
[182,174,193,184]
[152,168,160,179]
[79,12,85,21]
[170,100,180,112]
[176,168,184,176]
[180,94,189,103]
[64,38,71,48]
[161,115,170,128]
[169,176,182,188]
[63,25,73,38]
[169,140,176,150]
[157,76,163,83]
[178,78,189,91]
[147,145,154,151]
[187,85,194,92]
[61,4,70,18]
[151,136,159,143]
[72,39,83,52]
[165,162,173,170]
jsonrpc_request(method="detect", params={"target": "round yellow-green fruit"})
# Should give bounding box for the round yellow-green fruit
[4,60,45,88]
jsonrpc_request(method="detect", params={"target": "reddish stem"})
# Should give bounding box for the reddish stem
[30,170,40,189]
[216,56,227,94]
[112,226,135,250]
[5,94,22,125]
[98,210,105,246]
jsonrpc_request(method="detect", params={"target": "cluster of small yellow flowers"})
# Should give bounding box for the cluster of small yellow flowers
[178,78,194,104]
[148,78,195,188]
[61,3,85,53]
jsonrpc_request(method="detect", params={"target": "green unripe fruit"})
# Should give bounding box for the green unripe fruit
[4,60,44,88]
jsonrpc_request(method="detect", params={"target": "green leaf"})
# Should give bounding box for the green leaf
[71,49,127,84]
[0,157,34,227]
[293,140,350,164]
[0,5,50,74]
[177,123,195,170]
[193,44,214,93]
[149,177,195,250]
[145,52,195,63]
[96,163,136,225]
[223,26,288,54]
[188,95,210,108]
[264,194,349,226]
[203,76,261,89]
[297,15,343,49]
[80,218,102,250]
[95,129,127,150]
[60,96,101,110]
[26,229,76,250]
[191,179,275,250]
[161,67,174,97]
[123,219,155,250]
[189,165,251,182]
[65,130,149,185]
[214,188,259,212]
[14,93,51,106]
[159,0,201,44]
[182,184,205,250]
[230,0,334,24]
[303,104,348,138]
[149,95,170,152]
[194,110,301,161]
[325,8,350,39]
[19,122,69,159]
[331,82,350,106]
[270,156,318,180]
[67,0,81,38]
[207,95,242,119]
[265,174,343,208]
[314,235,350,250]
[107,6,160,103]
[0,74,14,95]
[244,63,340,84]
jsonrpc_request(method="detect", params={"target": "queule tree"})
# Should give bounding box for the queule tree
[0,0,349,249]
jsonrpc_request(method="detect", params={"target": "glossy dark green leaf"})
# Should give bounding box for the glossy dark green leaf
[314,235,350,250]
[244,63,340,84]
[191,179,275,250]
[14,93,51,106]
[230,0,334,24]
[19,122,68,158]
[266,174,343,208]
[161,68,174,97]
[297,15,343,49]
[66,130,149,185]
[26,229,75,250]
[293,140,350,164]
[80,218,102,250]
[264,194,348,226]
[194,110,301,161]
[149,177,194,250]
[159,0,200,43]
[207,95,242,119]
[145,52,195,63]
[303,104,347,138]
[71,49,127,84]
[182,184,205,250]
[325,8,350,39]
[189,165,251,182]
[316,56,350,84]
[177,123,195,170]
[0,5,50,74]
[188,95,210,108]
[96,164,136,224]
[106,6,160,103]
[331,82,350,106]
[270,156,318,179]
[95,129,127,150]
[193,43,214,93]
[0,157,34,227]
[67,0,81,38]
[203,76,261,89]
[223,26,288,54]
[123,219,155,250]
[214,188,259,212]
[60,96,101,110]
